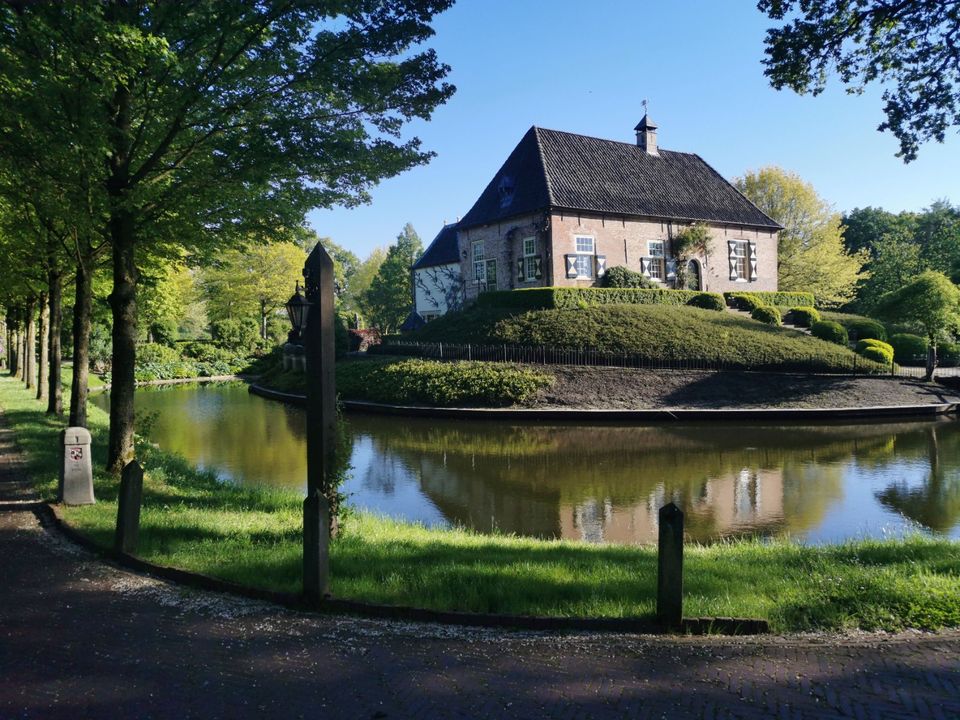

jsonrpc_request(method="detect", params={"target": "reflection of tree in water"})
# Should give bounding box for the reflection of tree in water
[876,426,960,533]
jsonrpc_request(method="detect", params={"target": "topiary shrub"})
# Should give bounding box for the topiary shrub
[751,305,782,326]
[727,292,763,312]
[889,333,928,365]
[601,265,657,289]
[686,292,726,311]
[148,319,178,346]
[789,306,820,328]
[844,318,887,342]
[856,338,894,365]
[811,320,849,346]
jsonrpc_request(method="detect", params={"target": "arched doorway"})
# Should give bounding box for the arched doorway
[685,260,702,291]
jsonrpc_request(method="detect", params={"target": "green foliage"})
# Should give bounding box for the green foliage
[855,339,894,366]
[362,224,423,333]
[726,292,763,311]
[939,342,960,368]
[672,223,711,289]
[890,333,929,365]
[137,343,182,365]
[88,323,112,373]
[874,271,960,344]
[810,321,849,346]
[843,318,887,342]
[685,293,725,311]
[759,1,960,161]
[789,306,820,328]
[210,318,261,353]
[601,265,657,289]
[476,287,704,311]
[148,319,178,347]
[336,358,553,407]
[751,305,782,326]
[735,167,867,305]
[842,206,919,256]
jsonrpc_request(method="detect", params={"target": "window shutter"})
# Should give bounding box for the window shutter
[565,254,578,279]
[595,255,607,277]
[533,257,543,280]
[640,257,650,276]
[748,241,758,282]
[666,258,677,280]
[517,258,525,283]
[728,240,738,281]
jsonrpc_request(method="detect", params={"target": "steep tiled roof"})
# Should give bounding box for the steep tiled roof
[413,222,460,269]
[458,126,781,231]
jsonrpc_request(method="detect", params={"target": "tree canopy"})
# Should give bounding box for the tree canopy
[362,223,423,332]
[759,0,960,161]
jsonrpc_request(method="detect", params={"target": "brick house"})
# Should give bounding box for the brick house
[447,117,781,308]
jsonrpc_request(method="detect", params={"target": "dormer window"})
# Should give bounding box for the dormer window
[497,175,516,209]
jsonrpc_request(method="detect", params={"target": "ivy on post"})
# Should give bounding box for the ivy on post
[302,242,337,605]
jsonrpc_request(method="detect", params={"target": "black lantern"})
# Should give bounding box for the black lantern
[285,282,311,344]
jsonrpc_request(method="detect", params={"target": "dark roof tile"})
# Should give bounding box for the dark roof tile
[413,222,460,269]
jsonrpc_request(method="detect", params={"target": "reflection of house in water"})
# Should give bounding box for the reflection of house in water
[560,468,787,544]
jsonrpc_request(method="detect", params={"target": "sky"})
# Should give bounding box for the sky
[307,0,960,260]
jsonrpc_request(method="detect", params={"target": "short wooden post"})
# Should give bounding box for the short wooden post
[657,502,684,629]
[302,243,337,604]
[114,460,143,554]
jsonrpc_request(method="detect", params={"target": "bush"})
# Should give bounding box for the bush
[600,265,657,289]
[890,333,928,365]
[724,290,815,308]
[149,319,178,346]
[211,318,261,352]
[844,318,887,342]
[811,321,849,346]
[476,287,704,311]
[751,305,782,326]
[137,343,182,364]
[726,292,763,312]
[336,358,553,407]
[856,339,894,365]
[788,306,820,328]
[686,293,726,311]
[939,341,960,367]
[181,341,235,363]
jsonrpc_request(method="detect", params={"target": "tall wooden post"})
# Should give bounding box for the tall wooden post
[114,460,144,554]
[657,502,684,629]
[302,243,337,604]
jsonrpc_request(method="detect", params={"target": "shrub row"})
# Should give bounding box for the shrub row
[724,290,815,308]
[475,287,706,311]
[888,333,960,367]
[336,358,553,407]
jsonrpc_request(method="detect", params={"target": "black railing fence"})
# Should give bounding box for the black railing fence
[371,340,949,378]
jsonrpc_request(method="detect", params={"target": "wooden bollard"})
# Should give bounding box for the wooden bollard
[303,489,330,603]
[657,502,684,628]
[114,460,144,554]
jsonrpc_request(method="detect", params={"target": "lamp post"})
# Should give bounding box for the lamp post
[285,282,310,345]
[301,243,337,604]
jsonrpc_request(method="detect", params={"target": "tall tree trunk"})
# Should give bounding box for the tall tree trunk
[925,339,938,382]
[261,299,268,340]
[47,270,63,416]
[36,292,48,402]
[23,298,36,390]
[9,307,20,377]
[107,211,138,472]
[69,261,93,428]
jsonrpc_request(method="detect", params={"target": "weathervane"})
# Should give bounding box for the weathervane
[642,98,648,115]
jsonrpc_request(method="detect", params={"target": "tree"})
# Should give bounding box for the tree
[914,200,960,276]
[759,0,960,161]
[842,207,918,256]
[855,233,925,312]
[362,224,423,332]
[343,247,387,322]
[294,229,360,303]
[0,1,455,471]
[875,271,960,379]
[735,167,868,305]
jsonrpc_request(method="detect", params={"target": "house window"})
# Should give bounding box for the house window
[648,240,665,281]
[472,241,485,283]
[522,236,537,281]
[574,235,594,278]
[732,240,748,280]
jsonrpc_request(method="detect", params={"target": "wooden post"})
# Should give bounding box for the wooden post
[657,502,684,629]
[302,243,336,604]
[114,460,143,554]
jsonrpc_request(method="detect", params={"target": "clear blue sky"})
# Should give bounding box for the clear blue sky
[307,0,960,259]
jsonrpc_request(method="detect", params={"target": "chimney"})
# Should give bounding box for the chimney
[634,114,658,156]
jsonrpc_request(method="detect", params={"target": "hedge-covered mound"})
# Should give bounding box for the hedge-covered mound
[751,306,782,326]
[811,321,849,346]
[788,306,820,328]
[336,358,554,407]
[476,287,703,311]
[408,305,884,373]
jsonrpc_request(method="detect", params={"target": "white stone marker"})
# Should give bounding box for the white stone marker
[59,427,95,505]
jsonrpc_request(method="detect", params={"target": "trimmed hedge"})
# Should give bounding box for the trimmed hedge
[890,333,927,364]
[600,266,657,289]
[686,292,726,311]
[725,290,815,308]
[788,306,820,328]
[811,321,849,346]
[336,358,553,407]
[856,339,894,365]
[751,305,782,326]
[726,292,763,311]
[475,287,703,311]
[844,318,888,342]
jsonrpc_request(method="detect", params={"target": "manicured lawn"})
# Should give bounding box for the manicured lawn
[410,304,883,373]
[2,376,958,631]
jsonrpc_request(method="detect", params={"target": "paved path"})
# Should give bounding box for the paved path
[1,417,959,719]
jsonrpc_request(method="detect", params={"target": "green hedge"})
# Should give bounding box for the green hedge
[811,321,849,346]
[724,290,815,307]
[890,333,927,364]
[845,318,887,342]
[686,292,726,311]
[726,292,763,311]
[751,305,782,326]
[856,339,894,365]
[475,287,704,311]
[336,358,553,407]
[788,306,820,328]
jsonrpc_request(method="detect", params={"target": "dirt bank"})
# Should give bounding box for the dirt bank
[534,367,960,410]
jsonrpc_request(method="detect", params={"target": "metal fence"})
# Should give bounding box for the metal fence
[372,340,953,378]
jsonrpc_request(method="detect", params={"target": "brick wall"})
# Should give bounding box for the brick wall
[457,213,546,303]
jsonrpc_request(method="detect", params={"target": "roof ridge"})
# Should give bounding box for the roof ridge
[531,124,689,156]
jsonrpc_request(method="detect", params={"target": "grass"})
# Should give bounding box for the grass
[411,304,884,373]
[2,375,959,631]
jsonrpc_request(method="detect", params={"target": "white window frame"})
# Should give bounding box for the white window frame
[522,236,538,282]
[647,240,665,282]
[574,235,595,278]
[732,240,749,281]
[472,240,485,284]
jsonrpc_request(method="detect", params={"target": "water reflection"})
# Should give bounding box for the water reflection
[98,383,960,545]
